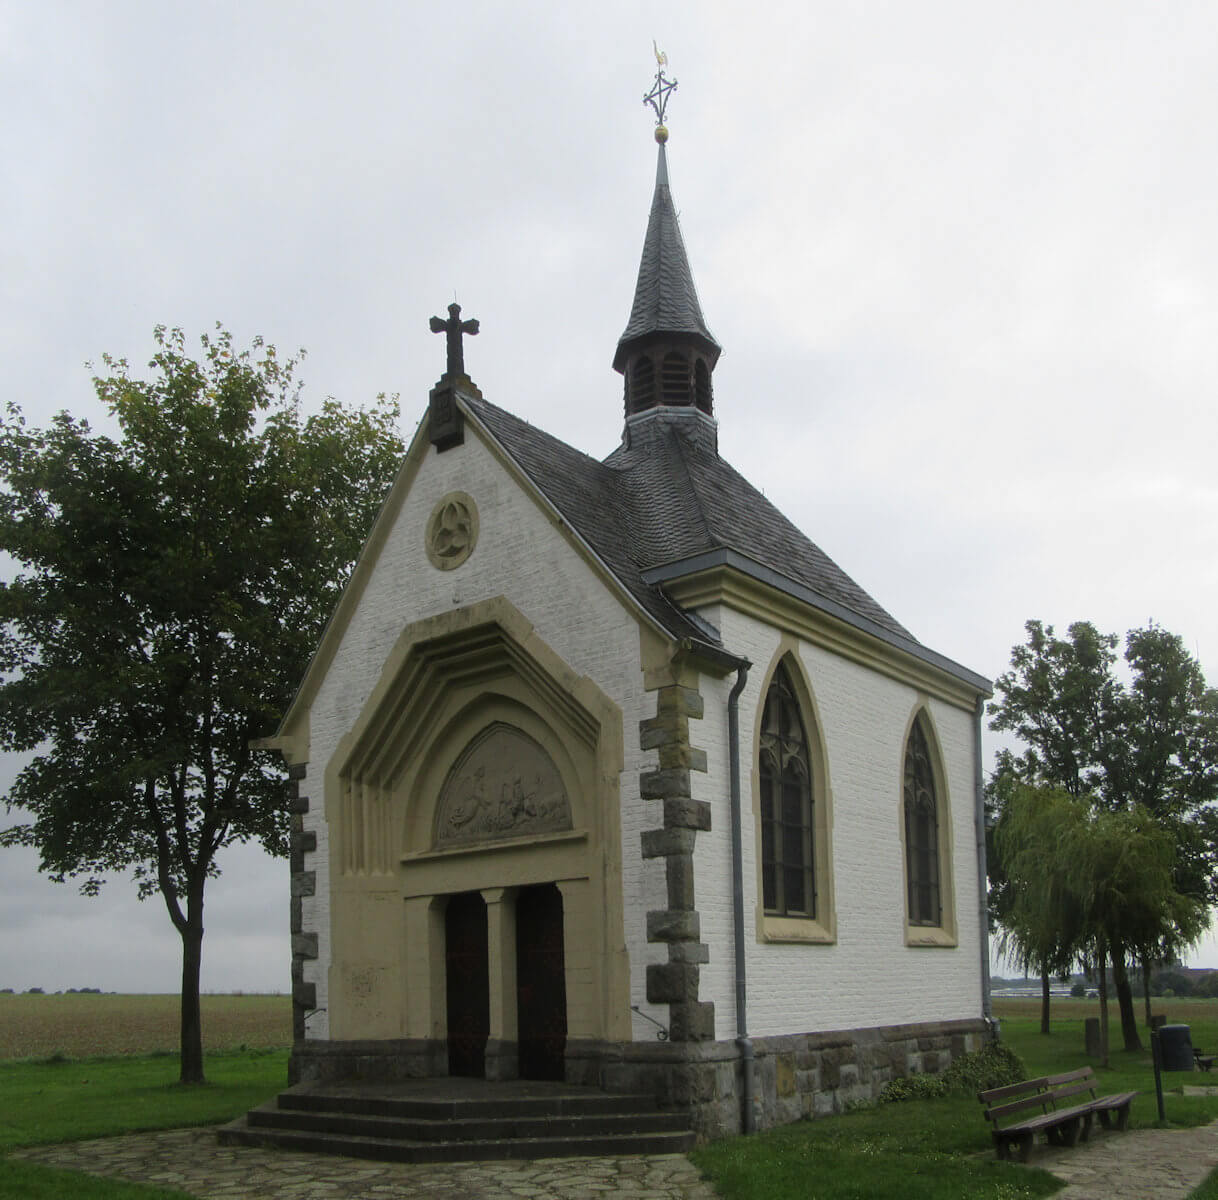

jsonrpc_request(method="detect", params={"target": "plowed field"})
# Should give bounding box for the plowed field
[0,992,291,1060]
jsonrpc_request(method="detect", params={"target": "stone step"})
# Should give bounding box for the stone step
[246,1099,690,1143]
[217,1117,697,1163]
[276,1088,661,1121]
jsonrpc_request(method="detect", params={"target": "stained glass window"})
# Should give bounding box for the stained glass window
[759,662,815,918]
[904,716,941,926]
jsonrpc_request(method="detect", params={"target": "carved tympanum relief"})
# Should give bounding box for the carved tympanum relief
[435,723,572,847]
[425,491,478,570]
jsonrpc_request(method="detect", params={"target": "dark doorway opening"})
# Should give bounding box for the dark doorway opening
[515,883,567,1080]
[445,891,489,1077]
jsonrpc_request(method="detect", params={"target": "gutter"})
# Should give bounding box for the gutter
[643,549,991,694]
[727,659,754,1133]
[974,695,993,1024]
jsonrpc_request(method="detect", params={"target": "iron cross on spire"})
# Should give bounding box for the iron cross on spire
[429,302,479,377]
[643,42,677,135]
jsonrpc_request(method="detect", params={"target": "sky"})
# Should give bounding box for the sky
[1,1,1216,993]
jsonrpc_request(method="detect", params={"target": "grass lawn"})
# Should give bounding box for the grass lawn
[0,1047,288,1200]
[692,997,1218,1200]
[5,994,1218,1200]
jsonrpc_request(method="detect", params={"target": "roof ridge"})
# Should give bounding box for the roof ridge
[664,423,717,551]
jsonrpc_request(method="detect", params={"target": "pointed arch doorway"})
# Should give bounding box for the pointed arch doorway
[445,891,489,1077]
[515,883,567,1080]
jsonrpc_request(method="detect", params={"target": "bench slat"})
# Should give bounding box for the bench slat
[981,1064,1136,1162]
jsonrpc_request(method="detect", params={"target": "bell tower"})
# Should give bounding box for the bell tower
[614,57,721,420]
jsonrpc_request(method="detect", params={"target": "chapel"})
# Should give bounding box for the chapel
[267,67,993,1137]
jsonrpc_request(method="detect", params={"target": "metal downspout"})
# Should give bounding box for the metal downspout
[728,661,754,1133]
[974,694,993,1024]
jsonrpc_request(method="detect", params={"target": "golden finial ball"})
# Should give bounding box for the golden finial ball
[654,125,669,144]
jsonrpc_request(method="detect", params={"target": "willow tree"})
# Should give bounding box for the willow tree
[991,781,1085,1034]
[990,620,1218,1050]
[0,326,401,1082]
[995,782,1203,1065]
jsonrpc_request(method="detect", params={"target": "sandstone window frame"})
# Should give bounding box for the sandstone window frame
[899,705,957,948]
[752,647,835,945]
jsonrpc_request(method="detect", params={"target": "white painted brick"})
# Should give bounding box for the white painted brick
[693,608,984,1041]
[297,420,984,1047]
[301,424,665,1040]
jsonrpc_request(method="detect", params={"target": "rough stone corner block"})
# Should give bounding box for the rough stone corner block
[646,961,701,1004]
[292,932,319,961]
[657,685,704,720]
[640,828,697,859]
[647,909,701,943]
[291,871,316,898]
[663,798,712,831]
[640,768,691,800]
[669,1000,716,1043]
[292,981,317,1009]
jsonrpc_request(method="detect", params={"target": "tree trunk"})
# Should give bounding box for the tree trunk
[179,908,206,1084]
[1097,946,1110,1069]
[1142,957,1153,1027]
[1112,955,1142,1051]
[1040,969,1051,1034]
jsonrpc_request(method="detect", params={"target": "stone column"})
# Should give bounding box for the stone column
[482,887,519,1080]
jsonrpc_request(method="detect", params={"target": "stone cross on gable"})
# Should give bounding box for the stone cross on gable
[429,302,479,378]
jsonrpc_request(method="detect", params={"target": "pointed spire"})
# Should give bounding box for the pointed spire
[613,141,720,374]
[614,52,720,420]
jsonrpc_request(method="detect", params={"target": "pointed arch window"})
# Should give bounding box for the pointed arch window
[759,662,815,918]
[903,715,941,927]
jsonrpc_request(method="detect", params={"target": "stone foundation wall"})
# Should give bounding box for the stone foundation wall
[289,1016,992,1135]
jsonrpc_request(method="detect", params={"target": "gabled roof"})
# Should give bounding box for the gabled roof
[463,395,987,693]
[613,145,721,373]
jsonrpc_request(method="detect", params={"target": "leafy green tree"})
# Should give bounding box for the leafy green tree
[0,326,400,1082]
[989,620,1218,1051]
[991,782,1086,1034]
[995,782,1195,1065]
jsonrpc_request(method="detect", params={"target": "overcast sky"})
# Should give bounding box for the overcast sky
[2,2,1216,993]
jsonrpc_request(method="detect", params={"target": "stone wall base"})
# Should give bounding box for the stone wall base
[289,1016,993,1137]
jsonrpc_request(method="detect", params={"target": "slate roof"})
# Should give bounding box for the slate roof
[613,145,721,373]
[452,142,986,693]
[461,395,957,676]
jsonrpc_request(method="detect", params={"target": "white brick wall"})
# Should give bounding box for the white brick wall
[298,421,667,1040]
[693,607,984,1041]
[296,417,983,1048]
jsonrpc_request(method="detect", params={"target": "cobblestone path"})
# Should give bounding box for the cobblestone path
[13,1127,721,1199]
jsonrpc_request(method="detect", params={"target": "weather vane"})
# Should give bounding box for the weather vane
[643,41,677,143]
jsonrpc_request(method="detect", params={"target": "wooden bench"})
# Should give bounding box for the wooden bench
[1194,1049,1215,1072]
[979,1068,1137,1162]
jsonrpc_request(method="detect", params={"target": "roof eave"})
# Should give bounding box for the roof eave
[642,548,992,697]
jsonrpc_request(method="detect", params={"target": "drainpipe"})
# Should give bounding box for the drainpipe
[974,694,994,1026]
[727,661,754,1133]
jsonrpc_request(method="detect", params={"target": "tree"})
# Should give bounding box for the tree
[989,620,1218,1050]
[995,782,1195,1065]
[987,771,1078,1034]
[0,325,401,1082]
[991,781,1087,1034]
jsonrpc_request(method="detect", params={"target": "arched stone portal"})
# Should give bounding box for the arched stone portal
[321,600,629,1081]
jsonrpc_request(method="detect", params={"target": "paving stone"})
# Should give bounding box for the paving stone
[16,1117,1218,1199]
[11,1129,720,1200]
[1017,1119,1218,1199]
